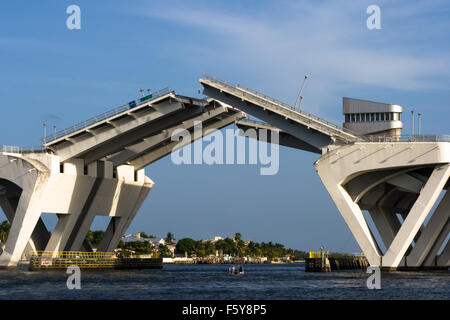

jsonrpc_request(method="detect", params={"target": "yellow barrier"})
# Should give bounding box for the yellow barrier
[30,251,116,260]
[308,251,329,259]
[351,253,366,258]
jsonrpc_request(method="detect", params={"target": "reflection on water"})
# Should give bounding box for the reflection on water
[0,263,448,300]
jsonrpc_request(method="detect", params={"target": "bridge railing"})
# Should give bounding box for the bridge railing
[366,135,450,142]
[201,73,364,141]
[42,87,173,144]
[1,145,48,153]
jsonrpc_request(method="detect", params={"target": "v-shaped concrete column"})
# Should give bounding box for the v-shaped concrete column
[0,196,50,257]
[383,164,450,268]
[406,191,450,267]
[317,177,382,266]
[0,171,49,266]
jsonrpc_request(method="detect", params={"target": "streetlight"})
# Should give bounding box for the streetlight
[417,113,421,135]
[294,75,308,110]
[411,110,414,136]
[43,122,47,144]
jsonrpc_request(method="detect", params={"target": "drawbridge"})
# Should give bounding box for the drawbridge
[0,73,448,271]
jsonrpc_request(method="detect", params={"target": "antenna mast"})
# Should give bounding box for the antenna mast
[294,75,308,110]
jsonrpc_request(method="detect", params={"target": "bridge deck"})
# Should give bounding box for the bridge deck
[43,87,182,146]
[42,88,244,166]
[199,74,361,144]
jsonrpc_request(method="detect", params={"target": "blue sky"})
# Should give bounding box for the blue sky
[0,0,449,252]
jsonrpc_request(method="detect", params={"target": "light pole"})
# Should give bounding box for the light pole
[294,75,308,110]
[417,113,421,135]
[411,110,414,136]
[43,122,47,144]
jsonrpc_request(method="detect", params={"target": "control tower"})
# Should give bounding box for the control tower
[342,97,403,137]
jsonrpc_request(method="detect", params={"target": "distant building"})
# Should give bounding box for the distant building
[121,233,165,246]
[121,233,147,243]
[148,237,166,246]
[202,236,223,243]
[168,244,177,255]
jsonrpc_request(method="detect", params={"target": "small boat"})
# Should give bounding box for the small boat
[229,265,244,275]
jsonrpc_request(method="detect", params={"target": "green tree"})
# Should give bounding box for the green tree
[158,243,173,257]
[0,220,11,244]
[165,232,175,245]
[234,233,245,257]
[215,238,236,255]
[175,238,197,256]
[139,232,155,239]
[194,241,207,257]
[204,241,216,256]
[86,230,104,248]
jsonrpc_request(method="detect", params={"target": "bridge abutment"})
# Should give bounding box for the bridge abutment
[315,142,450,270]
[0,153,154,267]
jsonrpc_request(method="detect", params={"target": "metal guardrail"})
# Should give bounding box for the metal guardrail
[236,122,450,144]
[366,135,450,143]
[315,134,450,165]
[42,87,173,144]
[200,73,363,142]
[1,145,47,153]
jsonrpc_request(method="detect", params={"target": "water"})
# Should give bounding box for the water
[0,263,448,300]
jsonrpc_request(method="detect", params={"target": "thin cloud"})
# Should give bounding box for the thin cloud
[142,0,450,92]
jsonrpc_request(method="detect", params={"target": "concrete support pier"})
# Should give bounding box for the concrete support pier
[0,153,154,267]
[315,142,450,271]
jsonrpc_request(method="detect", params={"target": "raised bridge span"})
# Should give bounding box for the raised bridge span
[0,87,244,267]
[199,74,450,271]
[0,74,449,270]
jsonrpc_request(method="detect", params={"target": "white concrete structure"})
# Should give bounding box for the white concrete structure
[2,75,448,271]
[314,142,450,270]
[0,152,153,267]
[0,88,244,267]
[343,97,403,136]
[200,74,449,270]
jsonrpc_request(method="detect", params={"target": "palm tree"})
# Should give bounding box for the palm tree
[165,232,175,244]
[0,220,11,244]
